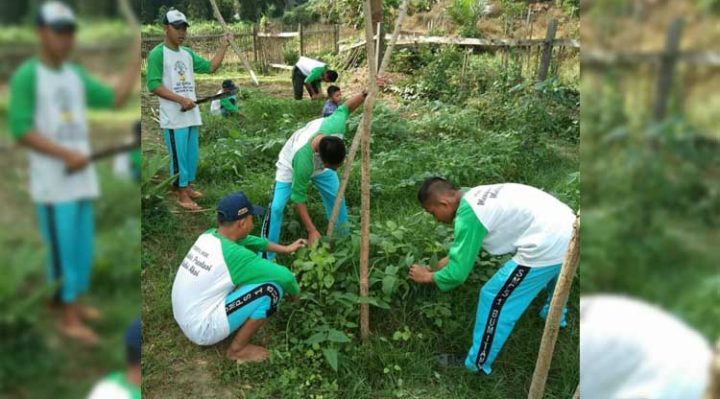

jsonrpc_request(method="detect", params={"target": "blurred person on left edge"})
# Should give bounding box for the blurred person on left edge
[6,1,140,345]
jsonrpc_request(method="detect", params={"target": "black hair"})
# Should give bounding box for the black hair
[134,120,141,143]
[325,70,339,82]
[417,177,457,204]
[318,136,346,167]
[126,344,141,365]
[327,85,341,97]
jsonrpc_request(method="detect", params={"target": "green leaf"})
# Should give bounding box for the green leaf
[386,220,398,230]
[306,332,327,345]
[382,275,397,296]
[327,329,350,343]
[323,348,339,371]
[323,274,335,288]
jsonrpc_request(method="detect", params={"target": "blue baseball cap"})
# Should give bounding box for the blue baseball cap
[217,192,264,223]
[125,318,141,364]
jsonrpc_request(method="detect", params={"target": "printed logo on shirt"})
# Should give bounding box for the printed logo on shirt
[174,60,187,82]
[172,60,195,96]
[474,185,504,207]
[179,244,213,276]
[56,87,74,123]
[54,87,84,141]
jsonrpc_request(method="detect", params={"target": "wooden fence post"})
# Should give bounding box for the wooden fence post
[537,18,557,81]
[528,214,580,399]
[252,24,258,63]
[653,18,683,122]
[375,22,385,73]
[334,24,340,55]
[326,0,410,237]
[299,23,305,56]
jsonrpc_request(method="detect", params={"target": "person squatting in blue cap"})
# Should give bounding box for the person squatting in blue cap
[171,192,306,363]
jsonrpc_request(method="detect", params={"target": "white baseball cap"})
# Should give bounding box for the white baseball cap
[163,9,190,27]
[36,1,77,32]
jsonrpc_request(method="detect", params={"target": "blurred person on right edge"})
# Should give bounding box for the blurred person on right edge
[86,318,141,399]
[7,1,140,345]
[580,1,720,398]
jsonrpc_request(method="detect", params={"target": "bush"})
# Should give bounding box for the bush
[447,0,485,37]
[283,39,300,65]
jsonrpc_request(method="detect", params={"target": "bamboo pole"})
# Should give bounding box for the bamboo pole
[326,0,409,236]
[356,0,382,343]
[704,339,720,399]
[528,214,581,399]
[117,0,139,28]
[208,0,260,86]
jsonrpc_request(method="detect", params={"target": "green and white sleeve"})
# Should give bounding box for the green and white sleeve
[184,47,212,74]
[146,45,164,92]
[433,198,488,292]
[222,239,300,295]
[71,64,115,109]
[318,104,349,136]
[290,145,315,204]
[236,235,269,252]
[220,97,238,113]
[304,66,326,84]
[8,59,36,139]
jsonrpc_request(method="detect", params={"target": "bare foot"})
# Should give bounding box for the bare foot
[77,304,102,321]
[177,199,201,211]
[57,321,101,346]
[189,187,203,199]
[226,344,269,364]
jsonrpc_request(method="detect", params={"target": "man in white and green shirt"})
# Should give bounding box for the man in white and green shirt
[292,56,338,100]
[146,9,231,210]
[409,177,576,374]
[86,318,141,399]
[172,192,305,362]
[261,91,371,259]
[8,1,139,345]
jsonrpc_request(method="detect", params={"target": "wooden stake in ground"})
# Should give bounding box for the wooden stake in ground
[326,0,410,237]
[357,0,381,343]
[528,214,581,399]
[208,0,260,86]
[704,339,720,399]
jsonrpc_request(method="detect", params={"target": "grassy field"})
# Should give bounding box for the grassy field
[0,99,141,398]
[141,53,580,398]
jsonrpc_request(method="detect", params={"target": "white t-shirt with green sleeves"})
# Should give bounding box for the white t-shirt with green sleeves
[86,371,140,399]
[8,58,115,203]
[295,56,325,76]
[146,44,211,129]
[465,183,575,266]
[171,229,299,345]
[274,117,326,183]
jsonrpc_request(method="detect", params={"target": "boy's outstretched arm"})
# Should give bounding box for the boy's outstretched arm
[266,239,307,255]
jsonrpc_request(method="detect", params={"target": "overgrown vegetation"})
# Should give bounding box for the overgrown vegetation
[142,45,579,398]
[0,163,141,398]
[581,72,720,339]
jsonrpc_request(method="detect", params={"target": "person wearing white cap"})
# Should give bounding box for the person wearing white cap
[7,1,140,345]
[146,8,233,211]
